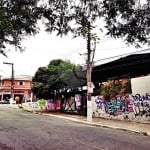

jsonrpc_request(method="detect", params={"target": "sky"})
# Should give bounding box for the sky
[0,25,150,79]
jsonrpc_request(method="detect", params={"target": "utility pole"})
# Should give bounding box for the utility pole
[0,75,1,101]
[86,22,93,122]
[3,62,14,104]
[0,75,2,87]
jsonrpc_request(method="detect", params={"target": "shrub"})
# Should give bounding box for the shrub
[38,99,46,109]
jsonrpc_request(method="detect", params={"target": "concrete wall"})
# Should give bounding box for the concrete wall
[92,93,150,123]
[131,75,150,94]
[92,75,150,123]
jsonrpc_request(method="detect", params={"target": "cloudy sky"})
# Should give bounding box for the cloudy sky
[0,24,149,78]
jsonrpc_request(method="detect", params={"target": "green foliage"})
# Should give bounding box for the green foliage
[58,61,86,89]
[32,59,86,99]
[47,59,86,90]
[41,0,150,47]
[100,79,131,101]
[0,0,42,56]
[32,67,51,99]
[102,0,150,47]
[1,0,150,56]
[0,10,12,32]
[42,0,102,35]
[38,99,46,109]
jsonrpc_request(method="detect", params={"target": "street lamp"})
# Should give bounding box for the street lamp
[3,62,14,104]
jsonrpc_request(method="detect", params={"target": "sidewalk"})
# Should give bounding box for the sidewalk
[9,104,150,136]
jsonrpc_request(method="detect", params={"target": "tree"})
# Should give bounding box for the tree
[48,59,86,90]
[41,0,150,47]
[1,0,149,55]
[0,0,42,56]
[1,1,150,56]
[47,59,86,91]
[47,59,67,92]
[102,0,150,47]
[32,59,86,99]
[57,61,86,89]
[32,67,51,99]
[100,79,131,101]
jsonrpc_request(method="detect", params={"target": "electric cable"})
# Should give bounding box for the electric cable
[94,48,150,64]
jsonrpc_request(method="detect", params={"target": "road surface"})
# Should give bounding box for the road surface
[0,105,150,150]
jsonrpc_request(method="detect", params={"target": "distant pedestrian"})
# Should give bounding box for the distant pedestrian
[15,96,22,108]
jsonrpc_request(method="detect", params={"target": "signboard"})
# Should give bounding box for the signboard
[75,94,81,109]
[87,82,94,93]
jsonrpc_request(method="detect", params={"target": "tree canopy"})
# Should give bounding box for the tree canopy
[102,0,150,47]
[0,0,42,56]
[42,0,150,47]
[32,59,86,99]
[31,66,51,99]
[0,0,150,55]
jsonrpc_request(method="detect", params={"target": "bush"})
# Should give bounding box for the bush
[100,79,131,101]
[38,99,46,109]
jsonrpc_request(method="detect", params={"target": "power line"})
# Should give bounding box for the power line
[0,69,10,77]
[94,48,150,64]
[96,46,133,51]
[99,37,113,42]
[61,37,115,58]
[93,57,150,72]
[61,44,86,57]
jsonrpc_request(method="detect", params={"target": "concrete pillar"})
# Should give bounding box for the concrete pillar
[87,100,92,123]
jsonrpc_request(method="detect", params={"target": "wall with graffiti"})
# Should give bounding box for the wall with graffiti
[61,94,82,113]
[93,93,150,122]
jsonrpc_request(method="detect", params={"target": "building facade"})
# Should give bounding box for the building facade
[0,75,32,102]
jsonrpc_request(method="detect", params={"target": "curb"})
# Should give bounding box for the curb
[9,105,150,137]
[28,109,150,136]
[48,113,148,136]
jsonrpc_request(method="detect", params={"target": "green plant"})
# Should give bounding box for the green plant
[38,99,46,109]
[100,79,131,101]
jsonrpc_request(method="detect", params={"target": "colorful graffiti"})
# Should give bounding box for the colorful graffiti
[95,93,150,118]
[95,95,134,116]
[131,93,150,117]
[62,94,82,113]
[46,99,56,110]
[46,98,61,111]
[62,96,76,112]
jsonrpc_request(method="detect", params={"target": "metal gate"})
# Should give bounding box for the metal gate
[61,92,87,116]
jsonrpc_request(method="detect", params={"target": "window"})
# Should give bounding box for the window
[18,81,24,85]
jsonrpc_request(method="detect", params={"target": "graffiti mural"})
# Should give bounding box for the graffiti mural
[94,93,150,120]
[132,93,150,117]
[95,95,134,116]
[62,96,76,112]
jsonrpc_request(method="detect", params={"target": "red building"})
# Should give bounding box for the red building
[0,75,32,102]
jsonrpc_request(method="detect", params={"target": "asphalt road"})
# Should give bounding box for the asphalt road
[0,105,150,150]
